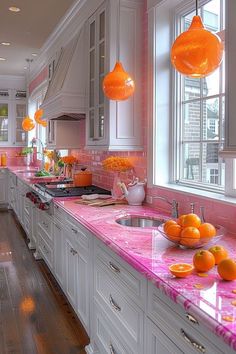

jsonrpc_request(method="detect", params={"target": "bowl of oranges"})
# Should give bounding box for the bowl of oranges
[158,213,225,249]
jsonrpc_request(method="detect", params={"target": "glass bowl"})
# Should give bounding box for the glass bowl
[157,223,225,249]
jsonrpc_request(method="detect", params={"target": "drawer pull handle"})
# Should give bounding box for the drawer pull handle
[109,262,120,273]
[181,329,205,353]
[186,313,199,325]
[71,227,78,234]
[55,205,59,209]
[109,295,121,312]
[70,247,77,256]
[109,344,115,354]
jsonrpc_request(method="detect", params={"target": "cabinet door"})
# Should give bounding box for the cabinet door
[76,246,89,330]
[146,319,183,354]
[0,169,7,203]
[0,102,9,144]
[87,4,106,146]
[53,219,64,287]
[15,101,27,145]
[64,230,77,309]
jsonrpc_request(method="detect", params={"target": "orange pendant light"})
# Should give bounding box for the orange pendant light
[34,108,44,124]
[40,120,47,127]
[171,0,223,78]
[22,116,35,131]
[103,61,135,101]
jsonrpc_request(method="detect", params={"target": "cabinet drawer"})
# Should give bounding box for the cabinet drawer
[148,283,224,354]
[94,301,135,354]
[66,215,90,250]
[95,263,144,351]
[38,210,53,242]
[95,242,146,306]
[38,231,53,270]
[54,203,66,222]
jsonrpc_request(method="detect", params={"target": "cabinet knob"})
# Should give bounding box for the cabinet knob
[180,329,205,353]
[185,313,199,325]
[109,295,121,312]
[109,262,120,273]
[109,344,115,354]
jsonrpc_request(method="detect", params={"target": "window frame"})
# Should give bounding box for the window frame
[173,0,225,193]
[147,0,236,200]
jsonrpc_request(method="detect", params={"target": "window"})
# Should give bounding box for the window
[175,0,225,191]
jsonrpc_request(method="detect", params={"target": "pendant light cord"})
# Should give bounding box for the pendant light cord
[196,0,198,16]
[117,0,120,61]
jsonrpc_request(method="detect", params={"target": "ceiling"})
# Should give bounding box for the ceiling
[0,0,76,76]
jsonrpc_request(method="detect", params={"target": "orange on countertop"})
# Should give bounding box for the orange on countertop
[182,213,201,229]
[218,258,236,281]
[180,227,200,247]
[169,263,194,278]
[208,245,228,265]
[166,224,182,242]
[193,250,215,272]
[199,223,216,239]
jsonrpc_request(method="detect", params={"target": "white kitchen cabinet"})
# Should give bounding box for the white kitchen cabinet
[63,219,90,331]
[146,318,183,354]
[8,171,17,210]
[0,89,27,147]
[64,228,78,308]
[53,218,64,288]
[0,169,8,206]
[86,0,143,151]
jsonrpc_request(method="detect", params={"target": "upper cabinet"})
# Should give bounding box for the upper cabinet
[86,0,143,151]
[0,89,27,146]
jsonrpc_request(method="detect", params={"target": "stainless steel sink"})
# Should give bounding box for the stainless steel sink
[16,169,38,173]
[115,215,166,228]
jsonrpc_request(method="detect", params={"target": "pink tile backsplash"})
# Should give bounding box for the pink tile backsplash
[0,147,28,166]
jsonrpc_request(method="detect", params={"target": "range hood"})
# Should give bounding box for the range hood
[41,26,86,121]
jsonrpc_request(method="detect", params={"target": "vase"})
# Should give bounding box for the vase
[111,172,124,199]
[66,165,73,179]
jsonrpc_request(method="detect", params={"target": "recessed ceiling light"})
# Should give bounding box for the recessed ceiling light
[0,58,6,61]
[32,53,37,57]
[9,6,21,12]
[24,67,27,70]
[1,42,10,46]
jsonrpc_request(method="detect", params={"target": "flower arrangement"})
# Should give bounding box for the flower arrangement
[102,156,133,172]
[61,155,77,166]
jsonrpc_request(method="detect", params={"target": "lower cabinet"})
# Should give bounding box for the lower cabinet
[0,168,8,205]
[146,318,183,354]
[53,218,64,288]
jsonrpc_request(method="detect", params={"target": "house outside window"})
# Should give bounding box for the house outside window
[176,0,225,191]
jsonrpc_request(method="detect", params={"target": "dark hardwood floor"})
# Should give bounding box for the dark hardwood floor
[0,210,89,354]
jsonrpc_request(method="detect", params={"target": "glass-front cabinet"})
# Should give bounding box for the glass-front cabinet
[15,101,27,145]
[88,5,106,145]
[86,0,143,151]
[0,103,9,143]
[0,89,27,146]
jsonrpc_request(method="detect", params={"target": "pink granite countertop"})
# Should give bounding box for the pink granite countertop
[55,197,236,351]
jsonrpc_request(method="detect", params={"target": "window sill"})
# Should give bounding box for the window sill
[149,182,236,206]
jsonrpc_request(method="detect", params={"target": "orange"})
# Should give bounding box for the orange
[193,250,215,272]
[177,214,186,227]
[169,263,193,278]
[198,223,216,239]
[163,220,177,233]
[217,258,236,281]
[182,213,201,229]
[208,245,228,265]
[165,224,182,242]
[180,227,200,247]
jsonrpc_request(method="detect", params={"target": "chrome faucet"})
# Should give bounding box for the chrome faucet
[31,137,45,170]
[152,196,179,218]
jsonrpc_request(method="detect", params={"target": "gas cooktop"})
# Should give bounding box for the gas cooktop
[35,181,111,198]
